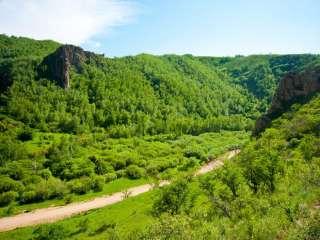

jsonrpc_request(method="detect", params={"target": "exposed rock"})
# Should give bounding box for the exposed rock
[39,45,95,89]
[254,65,320,135]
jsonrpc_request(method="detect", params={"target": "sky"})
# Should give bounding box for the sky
[0,0,319,57]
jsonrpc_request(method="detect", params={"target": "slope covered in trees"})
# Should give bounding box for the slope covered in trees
[1,35,319,136]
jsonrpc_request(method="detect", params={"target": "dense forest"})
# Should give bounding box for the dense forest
[0,35,319,240]
[1,35,319,137]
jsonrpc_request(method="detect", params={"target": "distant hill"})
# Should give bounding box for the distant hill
[0,34,319,136]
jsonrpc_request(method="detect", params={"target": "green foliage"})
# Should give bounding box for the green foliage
[0,34,59,59]
[91,176,104,192]
[0,125,247,207]
[0,191,18,206]
[152,179,189,216]
[0,176,23,193]
[33,224,68,240]
[125,165,145,179]
[68,177,92,195]
[17,128,33,141]
[105,172,117,183]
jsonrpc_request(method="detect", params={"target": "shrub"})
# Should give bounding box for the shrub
[183,147,206,161]
[152,179,189,216]
[20,190,37,204]
[91,176,104,192]
[0,191,18,206]
[22,175,42,185]
[146,164,159,177]
[5,163,25,180]
[126,165,145,179]
[178,157,199,171]
[34,181,50,201]
[20,181,52,204]
[68,177,92,195]
[115,169,126,178]
[105,172,117,183]
[0,136,26,164]
[17,128,33,141]
[113,159,127,170]
[47,178,68,199]
[39,169,52,180]
[89,156,114,175]
[0,176,23,193]
[33,224,68,240]
[64,194,73,204]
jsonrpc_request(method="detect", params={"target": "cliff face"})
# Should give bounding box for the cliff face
[39,45,95,89]
[254,65,320,135]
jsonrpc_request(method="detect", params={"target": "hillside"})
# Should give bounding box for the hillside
[1,35,319,136]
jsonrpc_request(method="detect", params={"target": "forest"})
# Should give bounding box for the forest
[0,35,319,240]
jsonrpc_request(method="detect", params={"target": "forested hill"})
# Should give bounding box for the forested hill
[0,34,319,136]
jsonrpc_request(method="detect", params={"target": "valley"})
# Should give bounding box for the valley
[0,34,319,239]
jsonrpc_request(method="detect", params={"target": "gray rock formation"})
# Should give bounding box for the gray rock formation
[254,64,320,135]
[39,45,95,89]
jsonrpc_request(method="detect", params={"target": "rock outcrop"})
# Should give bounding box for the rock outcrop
[39,45,95,89]
[254,64,320,135]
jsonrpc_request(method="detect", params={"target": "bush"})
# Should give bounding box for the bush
[152,179,189,216]
[0,136,25,165]
[33,224,68,240]
[22,175,42,185]
[0,176,23,193]
[178,157,199,171]
[68,177,92,195]
[116,169,126,178]
[146,164,159,177]
[183,147,207,161]
[91,176,104,192]
[0,191,18,206]
[89,156,114,175]
[20,190,37,204]
[5,163,26,180]
[126,165,145,179]
[113,159,127,170]
[47,178,68,199]
[17,128,33,141]
[39,169,52,180]
[105,172,117,183]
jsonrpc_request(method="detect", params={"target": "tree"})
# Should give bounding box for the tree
[152,179,189,216]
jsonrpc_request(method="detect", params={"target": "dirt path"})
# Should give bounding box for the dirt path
[0,150,240,232]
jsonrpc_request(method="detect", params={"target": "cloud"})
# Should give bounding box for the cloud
[0,0,137,45]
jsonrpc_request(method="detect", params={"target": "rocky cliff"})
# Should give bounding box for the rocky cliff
[39,45,96,89]
[254,64,320,135]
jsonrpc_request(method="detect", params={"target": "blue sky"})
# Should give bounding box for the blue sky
[1,0,319,56]
[84,0,320,56]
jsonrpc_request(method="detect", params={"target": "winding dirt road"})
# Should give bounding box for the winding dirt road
[0,150,239,232]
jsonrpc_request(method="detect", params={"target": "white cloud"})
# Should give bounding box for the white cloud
[0,0,136,45]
